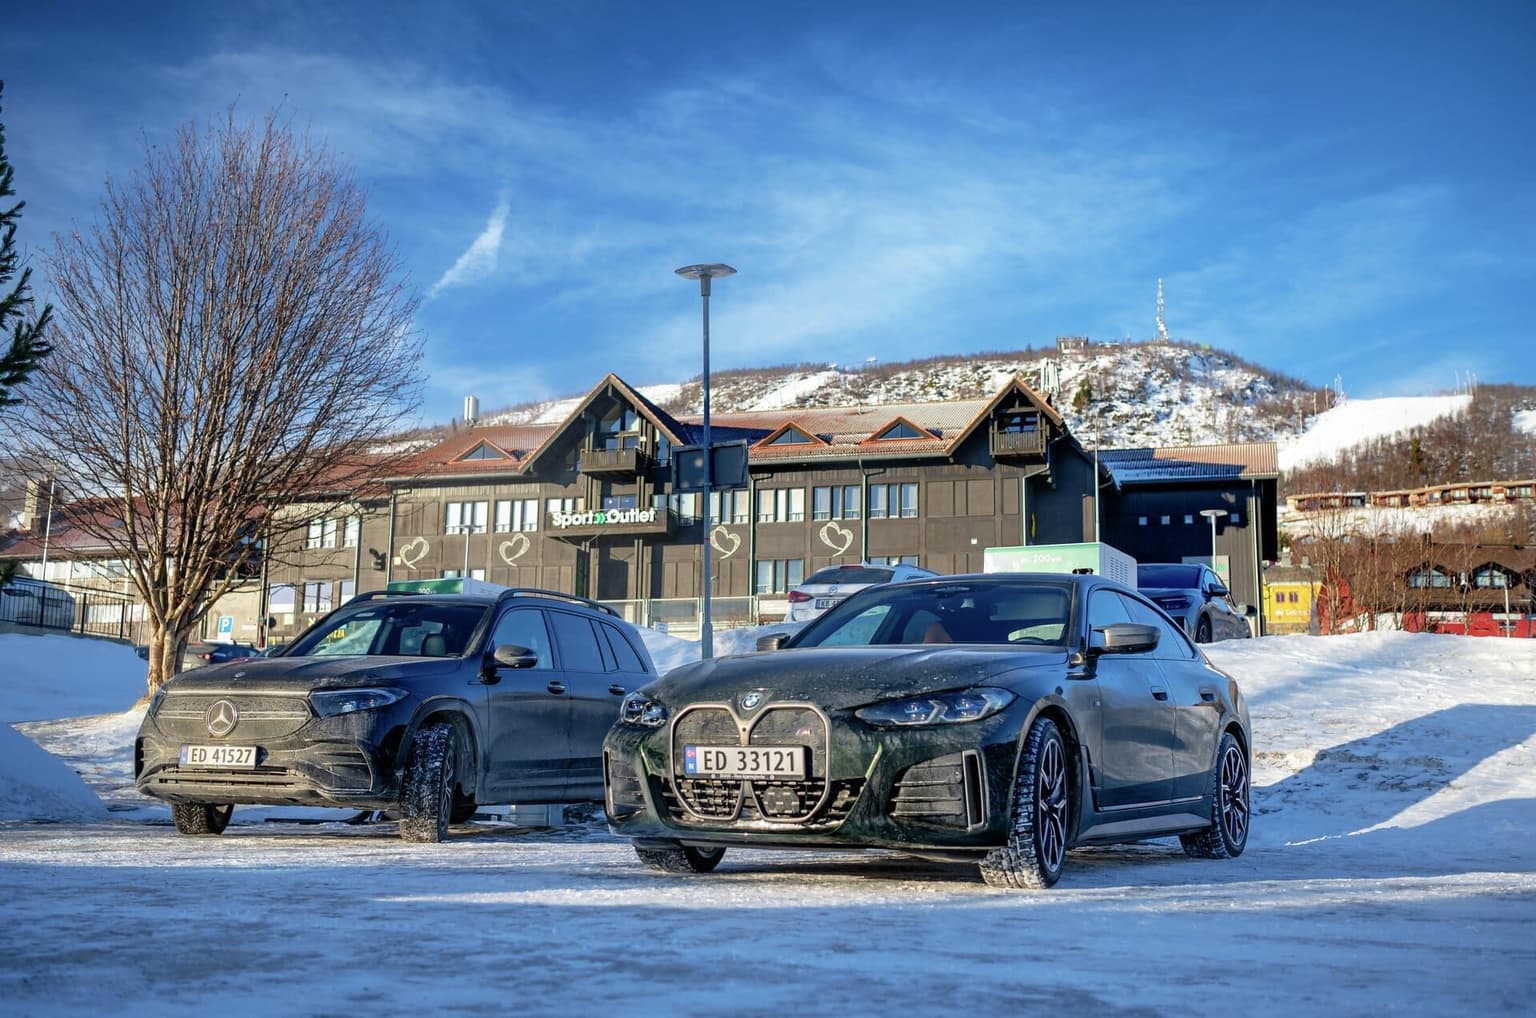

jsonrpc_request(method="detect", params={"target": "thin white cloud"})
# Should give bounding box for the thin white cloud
[427,196,510,299]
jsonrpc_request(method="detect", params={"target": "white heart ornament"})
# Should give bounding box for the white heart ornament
[818,521,854,556]
[396,536,430,570]
[709,526,741,558]
[499,534,531,565]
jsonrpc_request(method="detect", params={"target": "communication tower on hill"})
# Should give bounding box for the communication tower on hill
[1156,279,1170,342]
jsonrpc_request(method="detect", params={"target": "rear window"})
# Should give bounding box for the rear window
[804,566,894,586]
[1138,565,1202,589]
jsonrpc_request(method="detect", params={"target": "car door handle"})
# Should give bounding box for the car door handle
[546,681,567,695]
[609,684,627,696]
[1150,686,1169,701]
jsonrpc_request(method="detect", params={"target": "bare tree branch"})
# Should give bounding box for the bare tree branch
[10,109,425,692]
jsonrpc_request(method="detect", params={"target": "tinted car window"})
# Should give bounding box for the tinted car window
[1138,564,1203,588]
[805,566,894,585]
[489,607,553,669]
[1118,592,1197,659]
[1088,589,1135,631]
[549,611,604,671]
[289,602,487,657]
[796,581,1071,647]
[601,622,647,673]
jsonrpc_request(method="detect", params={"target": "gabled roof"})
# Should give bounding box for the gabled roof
[753,422,829,449]
[391,424,553,481]
[860,416,939,445]
[1097,443,1279,485]
[516,373,689,473]
[939,375,1065,457]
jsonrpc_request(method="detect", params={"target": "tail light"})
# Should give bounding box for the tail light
[786,590,813,603]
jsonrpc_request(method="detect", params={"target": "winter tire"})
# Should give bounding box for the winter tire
[1181,731,1250,859]
[172,802,233,835]
[399,723,455,843]
[634,843,726,873]
[1195,617,1212,644]
[979,715,1069,889]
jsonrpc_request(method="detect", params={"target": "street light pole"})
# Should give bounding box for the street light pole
[675,263,736,660]
[1199,508,1228,574]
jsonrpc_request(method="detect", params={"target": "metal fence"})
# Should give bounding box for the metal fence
[599,596,788,638]
[0,576,142,642]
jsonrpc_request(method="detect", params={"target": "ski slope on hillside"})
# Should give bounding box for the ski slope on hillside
[1277,394,1471,471]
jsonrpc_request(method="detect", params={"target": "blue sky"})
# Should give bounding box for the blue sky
[3,1,1532,421]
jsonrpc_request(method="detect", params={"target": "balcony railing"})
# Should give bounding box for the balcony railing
[578,447,650,475]
[990,429,1048,457]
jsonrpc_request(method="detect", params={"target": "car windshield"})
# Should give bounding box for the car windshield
[792,580,1073,648]
[285,601,489,658]
[803,565,894,586]
[1138,565,1203,589]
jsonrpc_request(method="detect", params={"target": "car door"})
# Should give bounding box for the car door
[1087,588,1174,809]
[481,606,570,803]
[1124,592,1223,802]
[545,610,632,800]
[1202,568,1244,641]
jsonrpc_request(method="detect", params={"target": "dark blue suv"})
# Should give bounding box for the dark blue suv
[136,587,655,841]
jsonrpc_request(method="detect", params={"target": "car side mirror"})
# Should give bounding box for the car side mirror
[491,643,538,669]
[1087,622,1160,656]
[756,633,790,652]
[1208,584,1230,599]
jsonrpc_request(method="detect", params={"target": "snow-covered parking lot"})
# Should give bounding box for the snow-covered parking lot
[2,628,1534,1015]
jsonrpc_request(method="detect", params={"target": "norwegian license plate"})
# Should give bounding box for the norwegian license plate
[814,598,840,609]
[179,744,258,769]
[684,744,806,779]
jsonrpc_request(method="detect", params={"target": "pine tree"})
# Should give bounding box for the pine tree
[0,81,53,408]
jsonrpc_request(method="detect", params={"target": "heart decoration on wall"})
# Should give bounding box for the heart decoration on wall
[709,526,741,558]
[396,536,430,570]
[818,521,854,556]
[498,534,531,566]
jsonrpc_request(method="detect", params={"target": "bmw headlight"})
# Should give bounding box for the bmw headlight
[310,687,408,717]
[855,688,1015,727]
[620,691,669,728]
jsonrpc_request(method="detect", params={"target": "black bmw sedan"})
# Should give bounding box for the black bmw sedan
[604,573,1251,889]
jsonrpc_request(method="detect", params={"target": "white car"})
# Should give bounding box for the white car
[783,562,939,622]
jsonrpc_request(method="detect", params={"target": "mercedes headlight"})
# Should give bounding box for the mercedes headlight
[619,691,669,728]
[855,688,1015,727]
[310,687,408,717]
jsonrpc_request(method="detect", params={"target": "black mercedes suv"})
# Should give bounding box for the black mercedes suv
[135,586,656,841]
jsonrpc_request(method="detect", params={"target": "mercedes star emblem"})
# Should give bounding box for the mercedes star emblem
[205,699,240,737]
[740,691,764,711]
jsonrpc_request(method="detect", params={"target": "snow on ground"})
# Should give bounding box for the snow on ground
[2,628,1535,1014]
[1276,498,1517,541]
[1515,408,1536,437]
[1277,394,1470,472]
[744,369,843,411]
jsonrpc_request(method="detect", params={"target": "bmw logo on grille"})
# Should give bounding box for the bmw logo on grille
[740,691,765,711]
[205,699,240,737]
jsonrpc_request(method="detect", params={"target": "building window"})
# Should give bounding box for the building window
[443,569,486,581]
[602,495,638,510]
[870,555,917,566]
[446,501,488,534]
[1184,515,1194,525]
[1160,515,1171,525]
[268,583,297,619]
[1473,566,1511,589]
[597,406,641,451]
[754,559,804,594]
[812,485,862,521]
[756,487,805,523]
[1230,512,1242,525]
[1138,516,1148,526]
[461,442,506,460]
[998,411,1039,433]
[1408,567,1453,589]
[339,580,356,604]
[545,497,582,516]
[495,498,539,532]
[343,515,360,548]
[709,489,751,524]
[306,518,338,549]
[658,492,699,524]
[868,483,917,520]
[873,421,924,440]
[302,581,333,614]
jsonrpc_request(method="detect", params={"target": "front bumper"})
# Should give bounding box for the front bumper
[134,690,412,810]
[603,701,1028,853]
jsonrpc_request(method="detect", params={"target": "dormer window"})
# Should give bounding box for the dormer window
[597,406,641,451]
[998,411,1040,434]
[758,423,825,447]
[870,418,933,441]
[459,441,506,461]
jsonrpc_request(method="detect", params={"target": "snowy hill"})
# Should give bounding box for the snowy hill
[1277,394,1473,472]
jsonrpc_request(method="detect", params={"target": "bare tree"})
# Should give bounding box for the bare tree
[7,110,424,693]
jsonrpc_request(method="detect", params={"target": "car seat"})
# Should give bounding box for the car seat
[420,633,448,656]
